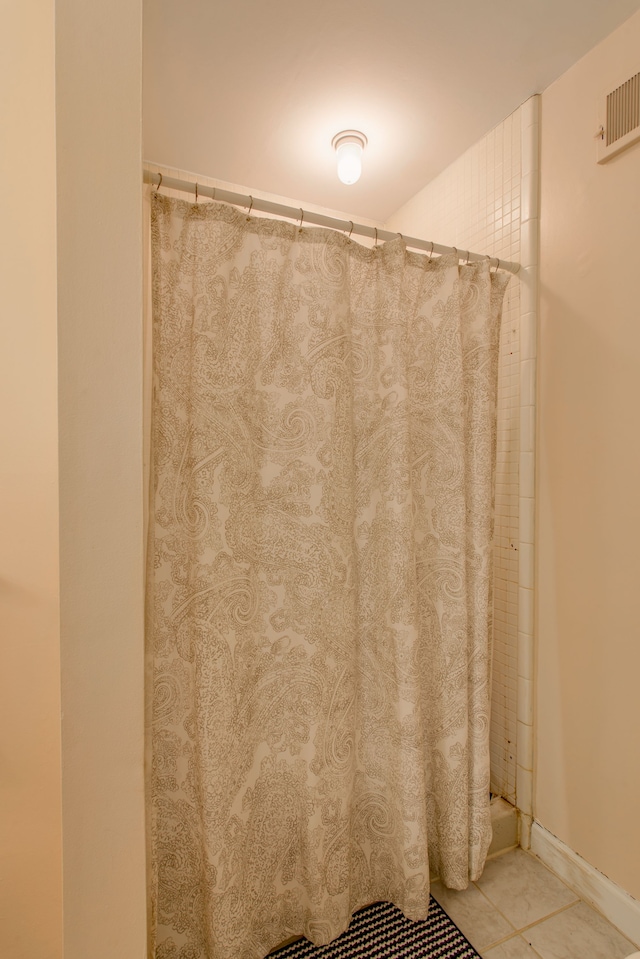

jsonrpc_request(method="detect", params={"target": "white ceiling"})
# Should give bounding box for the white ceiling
[143,0,640,222]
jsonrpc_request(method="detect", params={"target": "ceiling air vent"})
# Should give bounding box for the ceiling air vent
[597,70,640,163]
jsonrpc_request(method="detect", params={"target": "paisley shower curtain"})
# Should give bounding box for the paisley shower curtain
[147,193,509,959]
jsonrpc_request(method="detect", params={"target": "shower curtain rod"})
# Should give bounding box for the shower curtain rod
[143,169,520,275]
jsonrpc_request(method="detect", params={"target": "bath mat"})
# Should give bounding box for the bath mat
[271,896,482,958]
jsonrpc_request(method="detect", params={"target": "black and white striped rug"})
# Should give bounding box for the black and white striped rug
[271,897,481,958]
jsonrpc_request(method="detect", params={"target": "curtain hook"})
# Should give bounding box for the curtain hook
[155,172,163,194]
[348,221,354,239]
[492,258,501,273]
[195,182,198,203]
[428,241,434,263]
[374,227,378,248]
[246,196,253,220]
[298,208,304,231]
[465,250,471,265]
[397,232,403,242]
[211,186,216,201]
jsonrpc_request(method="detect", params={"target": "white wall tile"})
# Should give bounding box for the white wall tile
[520,406,535,453]
[519,586,535,635]
[517,722,534,771]
[521,172,540,224]
[520,359,536,407]
[520,453,535,498]
[521,119,540,178]
[519,542,534,590]
[517,632,534,678]
[519,496,535,545]
[517,676,534,726]
[395,109,524,803]
[520,219,539,271]
[516,765,533,815]
[519,267,538,316]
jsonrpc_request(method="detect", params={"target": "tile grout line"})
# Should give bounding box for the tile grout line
[444,847,636,958]
[480,899,581,952]
[518,899,582,937]
[467,849,581,951]
[481,934,545,959]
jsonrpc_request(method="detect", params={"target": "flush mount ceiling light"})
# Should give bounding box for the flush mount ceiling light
[332,130,367,185]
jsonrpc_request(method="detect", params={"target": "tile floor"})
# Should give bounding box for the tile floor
[431,847,639,959]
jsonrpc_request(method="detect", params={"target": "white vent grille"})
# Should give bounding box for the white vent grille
[607,73,640,145]
[597,70,640,163]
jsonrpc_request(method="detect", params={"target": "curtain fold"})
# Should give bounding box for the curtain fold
[147,194,509,959]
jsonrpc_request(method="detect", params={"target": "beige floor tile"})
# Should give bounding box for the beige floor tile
[482,934,544,959]
[524,901,637,959]
[475,849,578,930]
[430,879,516,951]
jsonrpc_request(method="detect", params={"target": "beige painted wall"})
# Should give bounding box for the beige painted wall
[56,1,147,956]
[2,1,146,955]
[537,8,640,899]
[0,3,63,957]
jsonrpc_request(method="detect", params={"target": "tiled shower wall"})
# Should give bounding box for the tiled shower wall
[388,109,523,803]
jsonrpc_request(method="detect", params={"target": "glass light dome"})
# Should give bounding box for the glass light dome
[332,131,367,185]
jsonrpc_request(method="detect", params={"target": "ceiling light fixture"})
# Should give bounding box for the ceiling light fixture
[332,130,367,185]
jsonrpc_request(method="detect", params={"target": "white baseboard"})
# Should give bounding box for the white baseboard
[531,821,640,949]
